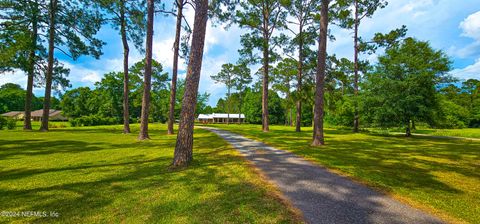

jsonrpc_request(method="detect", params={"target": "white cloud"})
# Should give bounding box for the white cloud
[460,11,480,41]
[451,58,480,80]
[81,73,101,83]
[0,70,27,88]
[62,62,102,86]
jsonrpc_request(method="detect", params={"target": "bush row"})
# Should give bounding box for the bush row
[70,115,120,127]
[0,117,17,130]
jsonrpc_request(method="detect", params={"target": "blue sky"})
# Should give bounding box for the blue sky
[1,0,479,106]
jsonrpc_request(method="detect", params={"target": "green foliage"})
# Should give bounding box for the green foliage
[438,79,480,128]
[242,89,284,124]
[70,115,120,127]
[0,116,16,130]
[61,59,171,123]
[325,95,355,127]
[212,63,252,116]
[0,116,6,130]
[363,38,451,133]
[6,118,16,130]
[436,98,469,128]
[0,83,26,113]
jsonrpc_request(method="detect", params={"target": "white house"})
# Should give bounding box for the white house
[197,113,245,124]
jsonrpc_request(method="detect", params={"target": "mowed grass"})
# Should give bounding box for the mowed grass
[414,128,480,139]
[208,124,480,223]
[365,126,480,139]
[0,124,298,223]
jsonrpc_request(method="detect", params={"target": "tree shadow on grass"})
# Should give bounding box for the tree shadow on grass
[0,129,295,223]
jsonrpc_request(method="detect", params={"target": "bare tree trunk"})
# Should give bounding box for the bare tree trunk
[296,25,303,132]
[262,36,269,132]
[138,0,154,140]
[120,0,131,134]
[168,0,184,135]
[406,120,411,137]
[172,0,208,167]
[312,0,329,146]
[353,0,360,133]
[238,89,243,124]
[40,0,57,132]
[227,80,230,125]
[24,5,38,131]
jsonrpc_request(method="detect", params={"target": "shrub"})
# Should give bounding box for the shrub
[49,122,67,129]
[0,116,7,130]
[70,115,120,127]
[6,118,16,130]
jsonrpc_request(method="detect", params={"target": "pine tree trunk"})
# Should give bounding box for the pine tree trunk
[238,90,242,124]
[227,84,230,125]
[296,25,303,132]
[353,0,360,133]
[312,0,329,146]
[172,0,208,167]
[24,6,38,131]
[138,0,154,140]
[40,0,57,132]
[120,0,131,134]
[262,36,269,132]
[168,0,184,135]
[406,120,411,137]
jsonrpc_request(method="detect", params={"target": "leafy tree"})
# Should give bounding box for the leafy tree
[0,83,26,113]
[138,0,155,140]
[363,38,451,136]
[1,0,49,130]
[94,0,146,133]
[40,0,104,131]
[235,0,288,132]
[211,63,236,124]
[242,89,285,124]
[173,0,209,167]
[312,0,329,146]
[60,87,97,118]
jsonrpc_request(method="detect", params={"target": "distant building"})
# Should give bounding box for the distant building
[30,109,68,121]
[1,111,25,120]
[197,113,245,124]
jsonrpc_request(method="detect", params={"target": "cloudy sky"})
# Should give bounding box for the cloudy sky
[1,0,479,106]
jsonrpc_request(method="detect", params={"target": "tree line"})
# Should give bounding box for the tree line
[1,0,479,167]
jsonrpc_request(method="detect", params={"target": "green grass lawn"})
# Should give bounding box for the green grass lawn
[364,126,480,139]
[208,124,480,224]
[413,128,480,139]
[0,124,298,223]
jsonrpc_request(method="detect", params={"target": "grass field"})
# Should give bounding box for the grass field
[413,128,480,139]
[208,124,480,223]
[365,126,480,139]
[0,124,298,223]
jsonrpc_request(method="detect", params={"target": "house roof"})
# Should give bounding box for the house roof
[31,109,63,117]
[198,113,245,119]
[1,111,24,117]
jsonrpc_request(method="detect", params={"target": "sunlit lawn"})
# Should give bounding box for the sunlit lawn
[208,124,480,224]
[366,126,480,139]
[0,124,298,223]
[413,128,480,139]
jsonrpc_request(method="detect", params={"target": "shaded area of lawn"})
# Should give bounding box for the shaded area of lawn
[0,124,298,223]
[208,124,480,223]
